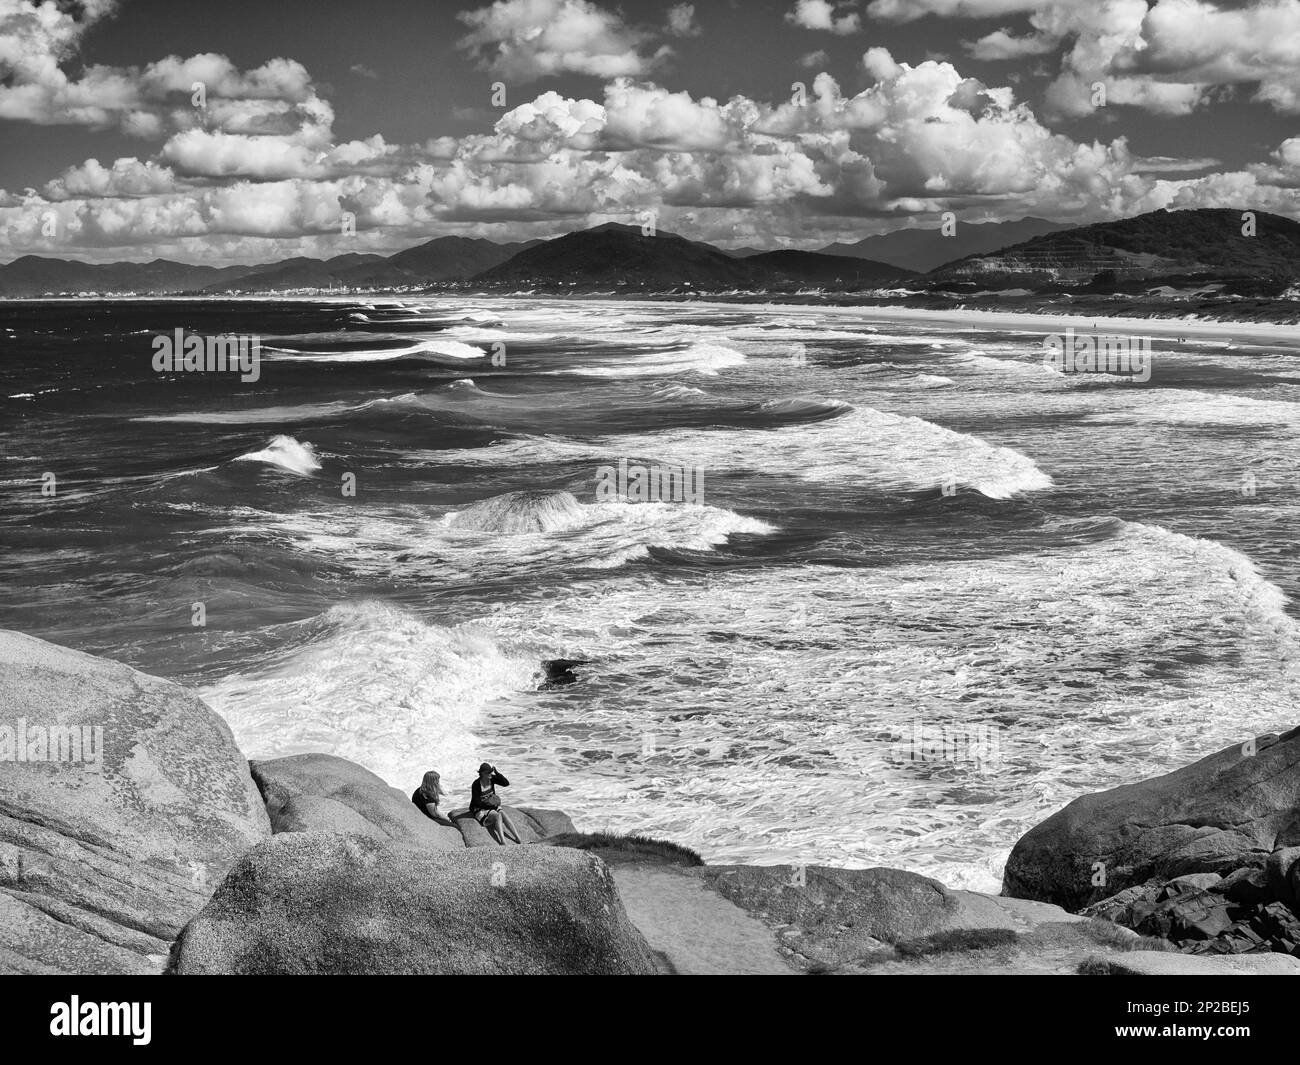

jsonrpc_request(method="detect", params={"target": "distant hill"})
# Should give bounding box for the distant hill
[474,223,759,288]
[379,235,541,282]
[475,223,910,289]
[217,253,387,293]
[207,237,541,292]
[0,256,254,297]
[0,237,543,297]
[743,248,907,285]
[926,208,1300,288]
[821,217,1070,273]
[7,209,1294,297]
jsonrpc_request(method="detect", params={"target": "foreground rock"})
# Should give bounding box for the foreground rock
[170,832,655,975]
[542,837,1138,975]
[613,860,1166,975]
[1099,951,1300,975]
[0,631,270,974]
[695,864,1090,971]
[251,753,461,851]
[1003,726,1300,911]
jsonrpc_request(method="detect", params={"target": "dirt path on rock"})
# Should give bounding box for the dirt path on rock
[609,866,795,975]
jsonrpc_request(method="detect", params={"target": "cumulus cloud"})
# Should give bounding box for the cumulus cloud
[876,0,1300,119]
[455,0,671,81]
[786,0,863,34]
[3,0,1299,263]
[43,157,182,201]
[865,0,1041,20]
[0,1,333,138]
[665,3,701,36]
[964,27,1059,60]
[1129,155,1220,173]
[0,0,344,191]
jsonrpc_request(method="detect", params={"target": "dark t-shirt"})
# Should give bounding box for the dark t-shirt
[470,770,509,812]
[411,788,438,819]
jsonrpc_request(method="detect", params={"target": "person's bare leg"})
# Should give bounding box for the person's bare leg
[486,812,506,845]
[499,810,523,844]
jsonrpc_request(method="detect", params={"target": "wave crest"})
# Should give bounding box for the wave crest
[233,435,322,476]
[446,490,589,534]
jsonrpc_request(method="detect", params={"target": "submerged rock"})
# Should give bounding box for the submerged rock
[540,658,588,686]
[170,832,655,975]
[0,630,269,974]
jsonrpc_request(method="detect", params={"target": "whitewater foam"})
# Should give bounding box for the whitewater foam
[466,518,1300,888]
[446,490,589,534]
[265,338,485,362]
[226,493,777,579]
[200,600,542,789]
[424,403,1054,499]
[233,435,322,476]
[549,341,747,377]
[1084,390,1300,427]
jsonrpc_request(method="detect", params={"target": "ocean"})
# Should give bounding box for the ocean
[3,295,1299,893]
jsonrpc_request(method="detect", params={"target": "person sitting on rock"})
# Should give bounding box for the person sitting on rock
[411,769,453,825]
[471,761,522,845]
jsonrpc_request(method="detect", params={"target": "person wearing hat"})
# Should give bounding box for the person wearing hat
[470,761,522,845]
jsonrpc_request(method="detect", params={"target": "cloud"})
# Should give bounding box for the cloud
[350,64,379,78]
[3,1,1300,263]
[665,3,701,36]
[964,27,1059,60]
[455,0,671,81]
[43,157,182,200]
[1129,155,1220,173]
[871,0,1300,119]
[865,0,1041,21]
[801,49,831,68]
[0,0,333,138]
[785,0,863,34]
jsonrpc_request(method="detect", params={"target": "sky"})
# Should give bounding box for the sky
[0,0,1298,264]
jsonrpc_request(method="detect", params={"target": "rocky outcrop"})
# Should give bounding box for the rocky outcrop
[454,806,576,847]
[693,864,1087,970]
[170,832,655,975]
[1084,858,1300,956]
[564,852,1157,976]
[251,753,462,851]
[0,630,270,974]
[10,629,1300,977]
[1003,726,1300,911]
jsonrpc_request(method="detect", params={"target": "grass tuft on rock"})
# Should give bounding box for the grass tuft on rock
[1083,917,1178,953]
[893,928,1019,959]
[542,831,704,867]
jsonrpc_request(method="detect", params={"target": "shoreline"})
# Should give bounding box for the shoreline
[6,291,1300,333]
[4,626,1297,975]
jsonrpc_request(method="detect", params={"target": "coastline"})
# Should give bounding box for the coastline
[3,628,1298,975]
[8,290,1299,333]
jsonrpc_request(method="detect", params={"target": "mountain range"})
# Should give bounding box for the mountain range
[475,223,907,289]
[2,209,1297,297]
[927,208,1300,292]
[817,216,1071,273]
